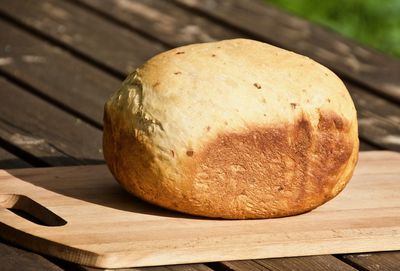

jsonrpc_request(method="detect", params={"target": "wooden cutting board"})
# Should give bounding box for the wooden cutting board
[0,151,399,268]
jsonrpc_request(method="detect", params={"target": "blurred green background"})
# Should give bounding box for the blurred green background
[265,0,400,58]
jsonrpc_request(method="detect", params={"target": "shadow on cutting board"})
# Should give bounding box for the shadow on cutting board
[4,159,215,221]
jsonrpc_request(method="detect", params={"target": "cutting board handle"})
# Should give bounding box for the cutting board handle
[0,194,66,227]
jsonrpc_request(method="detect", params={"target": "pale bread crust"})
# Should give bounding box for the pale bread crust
[103,39,359,219]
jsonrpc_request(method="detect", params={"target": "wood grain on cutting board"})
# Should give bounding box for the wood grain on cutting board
[0,151,399,268]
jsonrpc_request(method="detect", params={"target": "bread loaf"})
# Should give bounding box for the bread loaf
[103,39,359,219]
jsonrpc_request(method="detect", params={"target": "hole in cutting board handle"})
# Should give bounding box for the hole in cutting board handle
[0,194,67,227]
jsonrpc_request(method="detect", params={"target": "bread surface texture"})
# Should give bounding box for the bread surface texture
[103,38,359,219]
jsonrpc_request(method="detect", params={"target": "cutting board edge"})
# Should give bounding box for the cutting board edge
[2,218,400,268]
[0,223,400,268]
[0,221,101,267]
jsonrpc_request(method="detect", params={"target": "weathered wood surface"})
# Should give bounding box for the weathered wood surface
[0,242,63,271]
[73,263,213,271]
[1,1,399,152]
[0,19,119,126]
[0,0,165,75]
[0,76,103,166]
[75,0,243,46]
[217,255,358,271]
[0,148,31,169]
[342,252,400,271]
[347,83,400,151]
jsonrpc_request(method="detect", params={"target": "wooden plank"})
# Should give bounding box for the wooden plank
[78,252,400,271]
[74,0,243,47]
[173,0,400,103]
[0,0,165,75]
[82,266,170,271]
[342,252,400,271]
[359,141,378,151]
[0,18,120,126]
[217,255,357,271]
[165,265,214,271]
[209,261,268,271]
[0,76,103,166]
[348,82,400,151]
[0,242,63,271]
[255,256,357,271]
[216,251,400,271]
[0,148,31,169]
[82,264,213,271]
[0,151,399,268]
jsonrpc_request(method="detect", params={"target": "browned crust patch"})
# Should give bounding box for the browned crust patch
[183,110,357,218]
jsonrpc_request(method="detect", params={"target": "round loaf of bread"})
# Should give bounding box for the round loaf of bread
[103,39,359,219]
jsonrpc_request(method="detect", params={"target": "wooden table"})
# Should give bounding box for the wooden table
[0,0,399,270]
